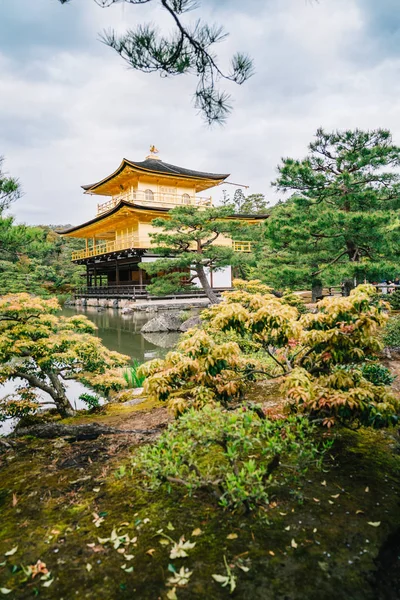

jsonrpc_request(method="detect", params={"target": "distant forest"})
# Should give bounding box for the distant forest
[0,218,84,299]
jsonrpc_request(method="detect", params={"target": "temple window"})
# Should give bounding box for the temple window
[182,193,191,205]
[144,189,154,202]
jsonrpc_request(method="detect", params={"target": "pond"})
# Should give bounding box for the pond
[0,307,180,435]
[61,306,180,362]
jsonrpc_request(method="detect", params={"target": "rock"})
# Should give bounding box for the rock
[179,315,202,332]
[141,313,182,333]
[121,307,134,314]
[141,331,180,348]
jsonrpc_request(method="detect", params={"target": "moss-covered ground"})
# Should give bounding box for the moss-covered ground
[1,401,400,599]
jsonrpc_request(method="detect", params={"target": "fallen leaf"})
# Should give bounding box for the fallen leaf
[279,512,287,516]
[166,588,178,600]
[318,561,329,572]
[93,487,101,493]
[42,579,54,588]
[86,564,92,572]
[269,551,275,556]
[125,554,134,561]
[226,533,238,540]
[143,518,150,524]
[192,528,203,537]
[167,522,175,531]
[159,539,170,546]
[365,487,369,493]
[313,498,320,503]
[291,539,298,549]
[284,526,291,531]
[237,565,250,572]
[321,480,327,486]
[12,494,18,507]
[4,547,17,557]
[313,528,317,533]
[356,510,365,515]
[368,522,381,527]
[328,500,334,505]
[331,494,340,499]
[146,548,156,557]
[0,589,12,595]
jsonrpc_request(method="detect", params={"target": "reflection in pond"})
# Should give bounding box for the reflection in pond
[61,306,179,362]
[141,331,180,349]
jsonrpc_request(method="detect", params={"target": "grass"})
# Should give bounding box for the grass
[122,359,146,389]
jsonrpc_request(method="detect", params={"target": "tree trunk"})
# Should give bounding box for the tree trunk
[47,372,75,418]
[13,370,76,418]
[196,264,220,304]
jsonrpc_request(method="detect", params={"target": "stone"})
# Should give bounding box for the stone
[179,315,202,332]
[141,313,182,333]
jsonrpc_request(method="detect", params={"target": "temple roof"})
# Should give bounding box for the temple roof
[58,200,268,237]
[82,157,230,195]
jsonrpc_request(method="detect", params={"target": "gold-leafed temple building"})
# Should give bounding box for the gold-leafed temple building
[62,148,264,299]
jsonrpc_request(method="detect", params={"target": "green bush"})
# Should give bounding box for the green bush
[361,363,395,386]
[383,290,400,311]
[134,406,329,512]
[79,393,101,411]
[383,316,400,348]
[123,359,146,389]
[334,362,395,386]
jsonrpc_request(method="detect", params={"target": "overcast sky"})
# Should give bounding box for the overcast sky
[0,0,399,225]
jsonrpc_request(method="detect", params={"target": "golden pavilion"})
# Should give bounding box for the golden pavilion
[62,148,263,298]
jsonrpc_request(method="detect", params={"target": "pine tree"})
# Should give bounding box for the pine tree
[59,0,253,124]
[140,205,243,303]
[258,129,400,293]
[0,156,20,212]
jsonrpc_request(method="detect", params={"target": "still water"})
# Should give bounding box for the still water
[0,307,179,435]
[61,306,179,362]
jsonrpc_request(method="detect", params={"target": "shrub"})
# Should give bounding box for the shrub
[383,316,400,348]
[283,367,399,428]
[140,282,394,427]
[79,392,101,412]
[383,290,400,311]
[360,363,395,386]
[134,406,328,512]
[282,290,307,314]
[123,360,146,389]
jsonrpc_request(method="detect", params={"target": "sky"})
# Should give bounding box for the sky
[1,0,400,225]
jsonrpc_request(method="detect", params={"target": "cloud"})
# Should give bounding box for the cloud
[0,0,400,225]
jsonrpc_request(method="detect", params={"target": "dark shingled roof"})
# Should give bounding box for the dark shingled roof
[82,158,230,191]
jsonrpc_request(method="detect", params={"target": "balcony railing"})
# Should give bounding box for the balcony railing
[71,235,147,261]
[72,237,253,261]
[97,191,212,215]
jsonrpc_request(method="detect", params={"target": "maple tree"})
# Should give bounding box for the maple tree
[0,294,129,419]
[140,280,399,427]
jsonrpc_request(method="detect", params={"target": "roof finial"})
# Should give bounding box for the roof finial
[146,145,161,160]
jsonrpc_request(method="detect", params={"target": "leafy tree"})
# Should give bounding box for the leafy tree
[240,193,269,215]
[59,0,253,124]
[140,281,399,427]
[0,220,84,297]
[221,190,268,215]
[260,129,400,294]
[0,156,20,212]
[0,294,129,419]
[140,205,243,304]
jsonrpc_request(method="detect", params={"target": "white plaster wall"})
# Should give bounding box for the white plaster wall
[212,266,232,288]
